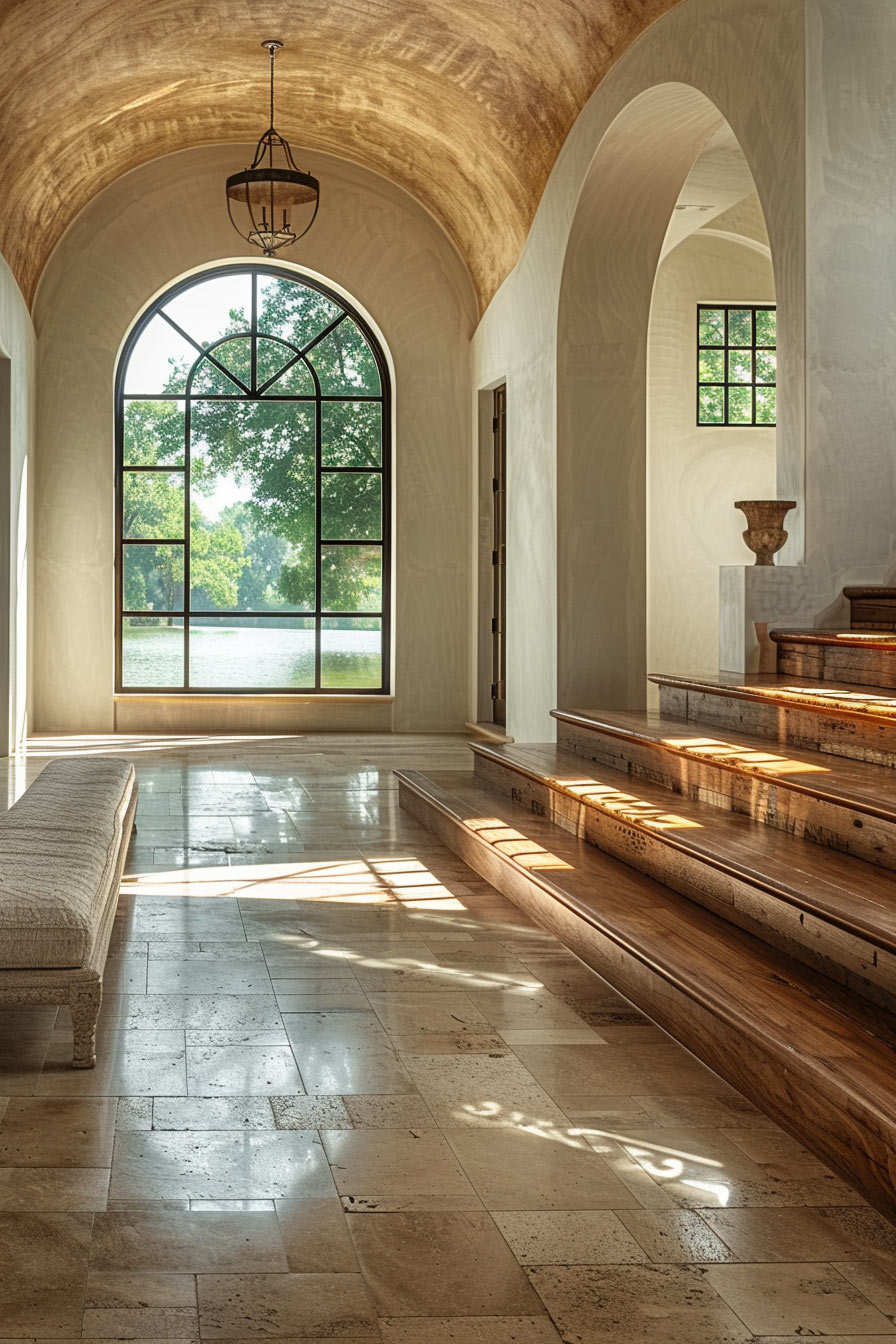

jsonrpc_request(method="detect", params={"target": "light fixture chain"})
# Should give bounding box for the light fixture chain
[269,42,275,130]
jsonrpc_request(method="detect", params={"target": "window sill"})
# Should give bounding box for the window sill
[114,692,395,703]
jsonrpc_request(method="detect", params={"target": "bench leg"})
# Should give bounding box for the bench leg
[70,979,102,1068]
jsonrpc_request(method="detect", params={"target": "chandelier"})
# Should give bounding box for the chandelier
[226,40,320,256]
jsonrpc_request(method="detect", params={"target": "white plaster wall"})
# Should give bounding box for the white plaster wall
[647,231,776,689]
[33,146,476,734]
[805,0,896,595]
[0,254,35,754]
[472,0,804,739]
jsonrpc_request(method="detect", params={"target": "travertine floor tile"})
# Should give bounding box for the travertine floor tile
[3,732,894,1343]
[153,1096,276,1129]
[271,1095,353,1129]
[366,990,492,1035]
[0,1096,116,1166]
[528,1263,753,1343]
[446,1127,637,1210]
[286,1039,417,1095]
[0,1212,92,1336]
[380,1318,563,1342]
[196,1271,379,1338]
[701,1205,882,1262]
[494,1209,647,1263]
[80,1304,199,1337]
[321,1128,480,1205]
[275,1197,359,1272]
[85,1270,198,1307]
[401,1053,571,1129]
[704,1262,896,1336]
[618,1209,737,1262]
[109,1130,336,1201]
[90,1210,289,1273]
[37,1030,188,1097]
[342,1095,437,1129]
[185,1046,305,1096]
[147,960,274,995]
[0,1166,109,1211]
[347,1210,544,1316]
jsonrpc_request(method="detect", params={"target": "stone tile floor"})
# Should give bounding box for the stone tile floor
[0,731,895,1341]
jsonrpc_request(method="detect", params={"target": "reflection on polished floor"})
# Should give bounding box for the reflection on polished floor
[1,732,896,1342]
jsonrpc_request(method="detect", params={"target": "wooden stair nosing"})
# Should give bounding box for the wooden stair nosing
[771,629,896,649]
[551,706,896,829]
[649,671,896,725]
[470,739,896,964]
[397,767,896,1212]
[397,769,896,1064]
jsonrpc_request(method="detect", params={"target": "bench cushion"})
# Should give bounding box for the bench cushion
[0,757,135,969]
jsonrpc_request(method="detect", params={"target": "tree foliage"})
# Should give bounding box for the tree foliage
[122,274,384,622]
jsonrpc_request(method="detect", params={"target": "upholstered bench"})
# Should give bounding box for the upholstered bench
[0,757,137,1067]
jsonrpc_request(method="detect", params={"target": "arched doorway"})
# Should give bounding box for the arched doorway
[556,84,783,710]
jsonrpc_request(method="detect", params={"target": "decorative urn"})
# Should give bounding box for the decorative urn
[734,500,796,566]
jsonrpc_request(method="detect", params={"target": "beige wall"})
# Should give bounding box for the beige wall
[472,0,804,735]
[33,146,476,734]
[0,255,35,754]
[647,231,776,690]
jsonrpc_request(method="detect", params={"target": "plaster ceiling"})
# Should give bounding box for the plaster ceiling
[1,0,682,313]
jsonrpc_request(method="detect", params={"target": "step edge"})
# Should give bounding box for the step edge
[468,740,896,956]
[648,672,896,725]
[397,768,896,1125]
[771,629,896,648]
[550,707,896,827]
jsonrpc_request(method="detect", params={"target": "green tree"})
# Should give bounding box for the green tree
[124,274,383,618]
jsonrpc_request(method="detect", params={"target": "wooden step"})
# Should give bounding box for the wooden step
[397,766,896,1220]
[470,739,896,1010]
[772,629,896,689]
[650,670,896,767]
[552,706,896,873]
[844,586,896,630]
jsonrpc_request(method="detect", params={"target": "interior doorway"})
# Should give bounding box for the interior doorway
[491,385,507,725]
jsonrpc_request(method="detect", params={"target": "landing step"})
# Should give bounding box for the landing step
[771,629,896,649]
[552,705,896,868]
[397,767,896,1218]
[844,586,896,631]
[470,740,896,1005]
[650,671,896,767]
[771,631,896,691]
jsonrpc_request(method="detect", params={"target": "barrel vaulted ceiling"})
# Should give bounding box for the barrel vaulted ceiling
[1,0,682,312]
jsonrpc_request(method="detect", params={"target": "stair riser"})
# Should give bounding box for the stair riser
[557,718,896,873]
[658,684,896,768]
[399,775,896,1221]
[848,597,896,629]
[473,751,896,1012]
[777,642,896,690]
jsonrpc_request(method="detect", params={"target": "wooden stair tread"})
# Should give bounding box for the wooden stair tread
[771,629,896,648]
[398,768,896,1112]
[844,587,896,599]
[649,670,896,723]
[472,740,896,953]
[552,705,896,823]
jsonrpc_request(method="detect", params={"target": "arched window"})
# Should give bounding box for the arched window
[116,266,390,693]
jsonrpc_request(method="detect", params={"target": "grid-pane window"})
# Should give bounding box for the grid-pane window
[116,266,390,693]
[697,305,776,427]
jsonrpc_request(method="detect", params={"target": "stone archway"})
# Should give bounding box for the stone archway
[556,83,782,710]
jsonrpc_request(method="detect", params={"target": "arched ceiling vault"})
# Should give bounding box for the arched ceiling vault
[1,0,682,313]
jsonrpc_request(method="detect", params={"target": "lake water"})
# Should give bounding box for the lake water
[122,621,382,689]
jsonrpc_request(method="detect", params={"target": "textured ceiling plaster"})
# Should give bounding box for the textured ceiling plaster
[2,0,681,311]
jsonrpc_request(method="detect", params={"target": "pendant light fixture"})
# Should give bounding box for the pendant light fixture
[226,40,320,256]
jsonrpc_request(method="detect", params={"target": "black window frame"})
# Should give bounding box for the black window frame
[696,303,776,428]
[115,263,392,696]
